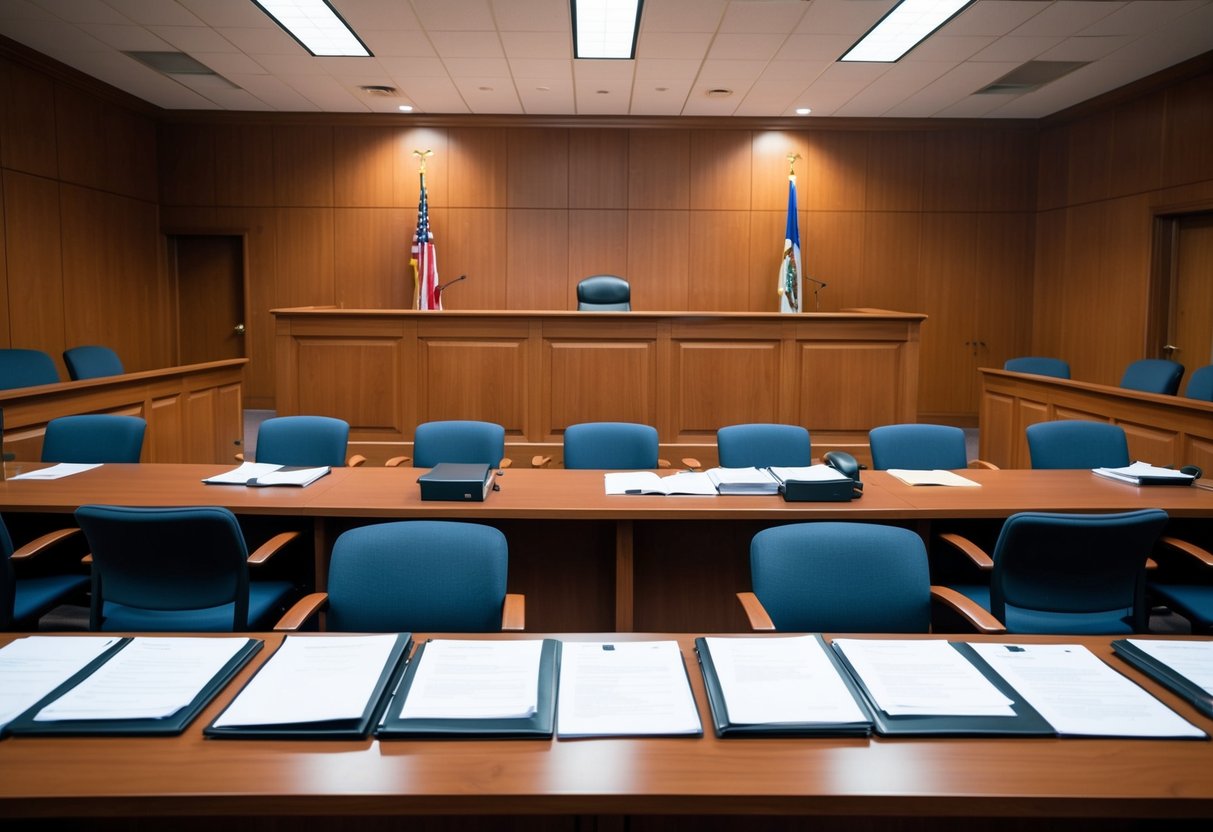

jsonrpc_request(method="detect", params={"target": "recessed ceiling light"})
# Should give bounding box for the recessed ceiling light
[572,0,643,60]
[795,107,812,116]
[251,0,371,57]
[398,104,414,112]
[841,0,974,63]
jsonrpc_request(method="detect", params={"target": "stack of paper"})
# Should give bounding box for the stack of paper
[768,464,851,483]
[0,637,121,734]
[1092,461,1194,486]
[604,471,717,496]
[705,467,780,495]
[202,461,331,487]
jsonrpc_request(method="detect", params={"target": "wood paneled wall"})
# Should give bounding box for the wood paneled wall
[1033,66,1213,387]
[0,55,170,381]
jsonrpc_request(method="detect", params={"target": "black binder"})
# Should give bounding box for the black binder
[831,641,1054,737]
[695,635,873,738]
[7,637,261,737]
[1112,639,1213,719]
[377,638,560,739]
[418,463,494,501]
[204,633,412,740]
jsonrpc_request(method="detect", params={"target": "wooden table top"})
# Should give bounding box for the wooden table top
[1,632,1211,820]
[4,463,1212,520]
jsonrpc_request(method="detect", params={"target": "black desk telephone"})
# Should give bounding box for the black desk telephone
[779,451,864,502]
[822,450,864,498]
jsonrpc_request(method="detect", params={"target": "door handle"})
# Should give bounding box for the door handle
[233,323,246,336]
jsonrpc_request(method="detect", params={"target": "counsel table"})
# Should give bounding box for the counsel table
[3,464,1212,632]
[1,632,1211,827]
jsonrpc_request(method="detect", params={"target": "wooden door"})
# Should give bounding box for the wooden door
[171,235,246,364]
[1168,214,1213,373]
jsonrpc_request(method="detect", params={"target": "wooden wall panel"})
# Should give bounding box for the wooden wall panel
[922,129,981,212]
[506,208,569,310]
[979,130,1036,212]
[688,211,750,311]
[974,213,1034,374]
[1108,95,1164,198]
[508,128,568,208]
[746,211,782,313]
[0,182,6,345]
[159,122,215,207]
[861,213,921,314]
[149,394,183,463]
[1030,207,1066,358]
[295,340,402,431]
[749,130,809,211]
[629,130,689,210]
[448,127,507,207]
[568,128,628,209]
[214,124,275,207]
[673,341,781,434]
[866,131,923,212]
[627,209,688,310]
[334,207,411,309]
[438,207,507,310]
[917,212,978,416]
[1036,124,1069,212]
[420,339,528,431]
[799,343,901,429]
[273,125,333,207]
[802,211,864,311]
[218,206,277,407]
[0,58,57,178]
[1066,111,1114,206]
[333,126,397,208]
[689,130,751,210]
[547,340,656,431]
[1163,72,1213,188]
[53,85,109,193]
[806,131,867,211]
[568,209,628,308]
[395,127,449,208]
[3,171,65,359]
[275,208,335,306]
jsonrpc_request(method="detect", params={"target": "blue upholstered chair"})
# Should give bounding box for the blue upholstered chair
[0,348,60,390]
[1184,365,1213,401]
[411,420,509,468]
[1150,573,1213,635]
[1120,359,1184,395]
[562,422,659,469]
[869,424,971,470]
[942,510,1168,634]
[62,345,124,381]
[576,275,631,311]
[1003,356,1070,379]
[253,415,364,467]
[716,424,811,469]
[75,505,295,632]
[1026,420,1129,469]
[1,514,87,630]
[42,414,146,464]
[737,522,1001,633]
[275,520,524,632]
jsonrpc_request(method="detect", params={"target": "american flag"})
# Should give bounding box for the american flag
[411,170,440,310]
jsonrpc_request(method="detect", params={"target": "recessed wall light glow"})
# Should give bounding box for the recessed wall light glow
[398,104,414,112]
[840,0,974,63]
[252,0,371,57]
[572,0,643,60]
[795,107,812,115]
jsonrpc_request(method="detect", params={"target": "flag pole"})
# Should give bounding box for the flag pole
[411,149,437,310]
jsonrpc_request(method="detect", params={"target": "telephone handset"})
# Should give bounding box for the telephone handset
[822,451,864,497]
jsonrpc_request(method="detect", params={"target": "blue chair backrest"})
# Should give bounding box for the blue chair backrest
[42,415,146,463]
[63,345,124,381]
[414,420,505,468]
[750,523,932,632]
[1184,365,1213,401]
[1026,420,1129,470]
[1004,356,1070,379]
[989,510,1168,634]
[576,275,631,311]
[1120,359,1184,395]
[869,424,967,470]
[255,416,350,467]
[0,349,60,390]
[717,423,811,469]
[327,521,508,632]
[563,422,658,469]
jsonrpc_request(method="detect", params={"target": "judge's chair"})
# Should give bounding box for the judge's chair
[42,415,146,464]
[1003,356,1070,379]
[576,275,631,311]
[251,415,365,467]
[716,423,811,469]
[62,345,124,381]
[275,520,524,632]
[1120,359,1184,395]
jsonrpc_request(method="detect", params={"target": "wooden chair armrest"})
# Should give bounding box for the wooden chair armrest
[1158,535,1213,568]
[347,454,367,468]
[968,459,999,470]
[81,553,93,565]
[681,457,702,471]
[657,458,671,468]
[736,591,776,631]
[930,586,1006,634]
[234,451,245,462]
[274,592,328,631]
[11,527,81,561]
[384,455,410,467]
[247,530,301,565]
[938,532,994,571]
[501,593,526,631]
[499,457,513,469]
[531,455,552,468]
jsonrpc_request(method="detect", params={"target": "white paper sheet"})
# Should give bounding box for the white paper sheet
[34,637,248,721]
[557,641,701,737]
[1127,639,1213,695]
[970,642,1205,738]
[833,639,1015,717]
[212,634,397,727]
[202,461,329,487]
[603,471,718,496]
[703,635,867,725]
[886,469,980,487]
[705,467,780,495]
[1092,461,1194,485]
[399,639,543,719]
[0,636,121,730]
[768,464,850,483]
[9,463,102,480]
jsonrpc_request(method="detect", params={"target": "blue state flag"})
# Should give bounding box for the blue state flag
[778,176,801,314]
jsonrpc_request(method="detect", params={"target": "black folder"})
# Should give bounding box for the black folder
[695,635,873,738]
[377,638,560,739]
[1112,639,1213,719]
[205,633,412,740]
[7,637,261,737]
[831,640,1054,737]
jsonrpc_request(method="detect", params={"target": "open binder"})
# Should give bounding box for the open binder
[7,637,261,737]
[1112,639,1213,719]
[377,638,560,738]
[205,633,411,740]
[695,635,872,738]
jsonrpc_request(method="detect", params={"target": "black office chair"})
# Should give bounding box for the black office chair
[576,275,631,311]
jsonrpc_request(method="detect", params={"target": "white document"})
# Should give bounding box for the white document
[0,636,121,730]
[833,639,1015,717]
[603,470,718,496]
[1127,639,1213,695]
[399,639,543,719]
[970,642,1205,738]
[703,635,867,725]
[768,464,850,483]
[202,461,330,487]
[34,637,248,721]
[557,641,701,737]
[1092,461,1194,485]
[9,463,102,480]
[212,634,397,727]
[705,467,780,495]
[886,469,981,487]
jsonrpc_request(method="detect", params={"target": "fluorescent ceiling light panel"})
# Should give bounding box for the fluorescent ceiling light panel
[572,0,643,60]
[252,0,371,57]
[841,0,974,63]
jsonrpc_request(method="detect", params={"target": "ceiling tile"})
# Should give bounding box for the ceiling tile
[944,1,1051,37]
[718,0,808,34]
[33,0,127,24]
[102,0,205,26]
[574,59,636,82]
[630,80,692,115]
[412,0,495,31]
[636,31,714,60]
[444,56,512,77]
[905,35,997,62]
[148,25,239,53]
[379,56,449,77]
[336,0,423,30]
[707,33,786,61]
[429,30,504,58]
[796,0,897,35]
[574,80,633,114]
[76,22,172,50]
[643,0,728,33]
[282,73,369,111]
[1079,0,1206,36]
[969,35,1064,62]
[0,1,59,23]
[517,80,576,114]
[404,76,470,112]
[759,59,834,86]
[250,53,329,76]
[509,58,573,80]
[500,30,572,59]
[190,51,267,76]
[453,77,523,113]
[217,25,300,55]
[176,0,276,29]
[358,30,439,58]
[635,58,703,81]
[1010,1,1126,38]
[491,0,568,32]
[775,33,858,61]
[1038,35,1136,62]
[227,72,319,109]
[699,59,769,84]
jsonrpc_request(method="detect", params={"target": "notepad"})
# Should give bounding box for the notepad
[9,463,102,480]
[603,471,718,496]
[202,461,331,487]
[886,469,980,487]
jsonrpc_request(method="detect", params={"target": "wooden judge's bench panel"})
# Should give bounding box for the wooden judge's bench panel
[273,308,923,464]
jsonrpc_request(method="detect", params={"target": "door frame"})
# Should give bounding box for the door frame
[1147,199,1213,359]
[163,228,251,366]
